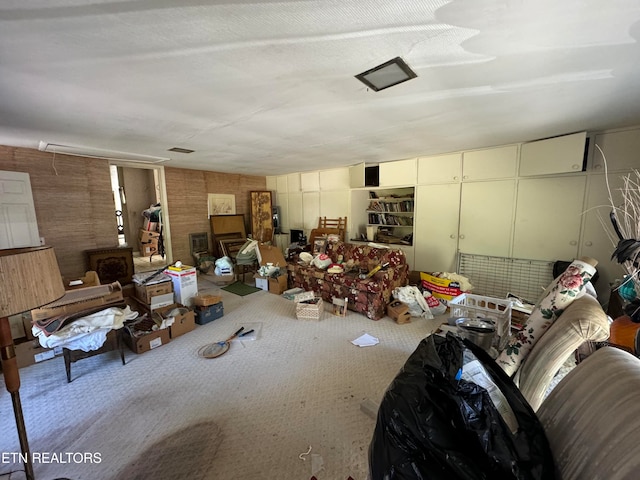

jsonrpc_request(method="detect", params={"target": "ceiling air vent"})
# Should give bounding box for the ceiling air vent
[355,57,417,92]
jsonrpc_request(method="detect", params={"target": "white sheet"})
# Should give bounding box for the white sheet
[35,306,139,352]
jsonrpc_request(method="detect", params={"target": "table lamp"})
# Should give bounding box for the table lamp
[0,246,65,480]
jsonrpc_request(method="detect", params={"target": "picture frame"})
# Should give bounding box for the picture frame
[208,194,236,216]
[313,237,327,254]
[250,191,274,243]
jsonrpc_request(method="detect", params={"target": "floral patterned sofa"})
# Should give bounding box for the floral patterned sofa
[287,241,409,320]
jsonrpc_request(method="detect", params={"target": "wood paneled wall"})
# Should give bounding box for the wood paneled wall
[164,167,266,264]
[0,146,116,279]
[0,145,267,278]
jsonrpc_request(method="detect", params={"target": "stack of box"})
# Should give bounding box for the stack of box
[138,228,160,257]
[134,277,174,311]
[254,244,288,295]
[193,294,224,325]
[165,264,198,307]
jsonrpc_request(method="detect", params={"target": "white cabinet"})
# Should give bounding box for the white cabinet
[320,167,350,191]
[462,145,518,181]
[301,171,320,191]
[512,176,586,261]
[458,180,516,257]
[277,193,290,232]
[519,131,587,177]
[266,176,277,191]
[349,163,365,188]
[287,173,301,192]
[320,190,350,222]
[417,153,462,184]
[302,192,320,231]
[414,184,461,273]
[276,175,288,193]
[379,158,417,187]
[288,192,303,229]
[591,128,640,172]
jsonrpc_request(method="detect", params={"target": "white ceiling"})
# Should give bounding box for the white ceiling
[1,0,640,175]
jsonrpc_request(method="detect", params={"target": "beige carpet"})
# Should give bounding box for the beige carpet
[0,276,444,480]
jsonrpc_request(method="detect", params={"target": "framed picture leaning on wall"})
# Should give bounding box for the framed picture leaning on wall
[250,191,274,243]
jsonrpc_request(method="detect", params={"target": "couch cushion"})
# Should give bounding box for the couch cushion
[516,294,610,411]
[537,347,640,480]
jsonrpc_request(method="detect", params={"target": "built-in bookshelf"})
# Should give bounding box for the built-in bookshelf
[365,188,414,245]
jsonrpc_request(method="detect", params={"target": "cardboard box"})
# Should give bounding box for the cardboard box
[206,273,236,286]
[256,243,287,268]
[123,327,170,354]
[192,294,222,307]
[139,240,158,257]
[130,293,176,314]
[9,314,26,340]
[254,275,269,291]
[31,282,124,322]
[63,271,101,290]
[268,274,288,295]
[420,272,466,303]
[13,339,62,369]
[165,266,198,307]
[149,304,197,339]
[139,228,160,243]
[22,314,35,340]
[135,280,173,304]
[195,302,224,325]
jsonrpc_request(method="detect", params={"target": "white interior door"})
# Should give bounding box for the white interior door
[0,170,40,249]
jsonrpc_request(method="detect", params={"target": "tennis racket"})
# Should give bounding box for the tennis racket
[198,327,244,359]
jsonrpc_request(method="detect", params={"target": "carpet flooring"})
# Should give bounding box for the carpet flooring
[0,276,444,480]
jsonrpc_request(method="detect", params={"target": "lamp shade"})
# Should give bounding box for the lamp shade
[0,246,65,317]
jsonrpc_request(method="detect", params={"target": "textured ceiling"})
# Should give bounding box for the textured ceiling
[1,0,640,175]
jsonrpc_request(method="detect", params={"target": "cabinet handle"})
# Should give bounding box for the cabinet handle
[463,175,468,180]
[585,241,593,247]
[459,234,465,240]
[569,240,577,246]
[571,164,580,170]
[594,164,602,170]
[450,234,456,239]
[453,176,459,181]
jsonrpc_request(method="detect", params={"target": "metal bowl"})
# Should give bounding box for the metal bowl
[455,318,496,352]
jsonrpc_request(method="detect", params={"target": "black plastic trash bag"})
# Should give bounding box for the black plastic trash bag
[368,333,556,480]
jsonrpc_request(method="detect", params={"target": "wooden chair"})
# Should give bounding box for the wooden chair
[318,217,347,231]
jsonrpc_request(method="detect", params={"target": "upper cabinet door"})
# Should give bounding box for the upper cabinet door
[320,167,350,191]
[591,128,640,172]
[300,171,320,192]
[417,153,462,184]
[462,145,518,181]
[287,173,301,193]
[519,131,587,177]
[349,163,365,188]
[266,176,277,191]
[459,180,516,257]
[276,175,288,194]
[512,176,587,261]
[379,158,417,187]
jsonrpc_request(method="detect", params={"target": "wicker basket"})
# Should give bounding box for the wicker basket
[296,298,324,320]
